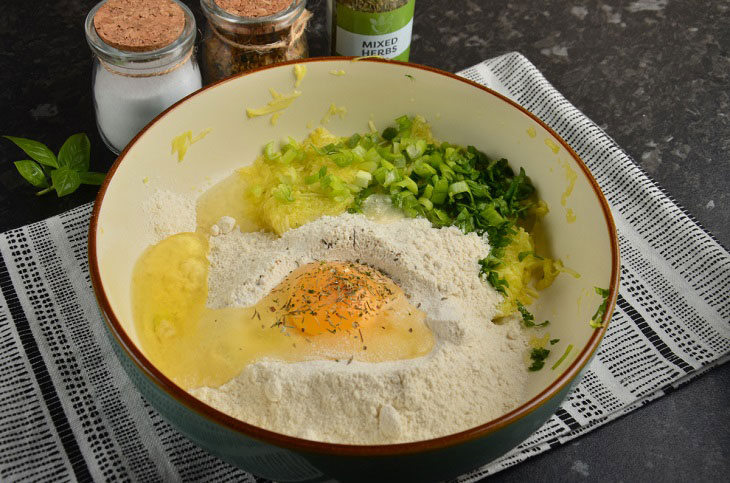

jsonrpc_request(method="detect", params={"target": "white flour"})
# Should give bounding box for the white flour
[143,189,197,241]
[188,213,530,444]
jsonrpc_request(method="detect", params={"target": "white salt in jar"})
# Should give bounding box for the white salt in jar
[84,0,202,154]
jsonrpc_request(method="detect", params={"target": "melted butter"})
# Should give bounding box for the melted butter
[133,237,434,391]
[195,170,263,234]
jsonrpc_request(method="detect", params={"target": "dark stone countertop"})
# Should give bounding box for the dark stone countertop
[0,0,727,481]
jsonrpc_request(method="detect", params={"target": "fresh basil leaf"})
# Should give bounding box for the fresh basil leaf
[58,133,90,171]
[14,160,48,188]
[3,136,58,168]
[80,171,106,185]
[51,167,81,197]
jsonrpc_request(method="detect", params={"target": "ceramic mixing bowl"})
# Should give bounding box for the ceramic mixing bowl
[89,58,619,482]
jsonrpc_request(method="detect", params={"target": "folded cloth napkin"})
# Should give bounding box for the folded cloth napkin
[0,52,728,482]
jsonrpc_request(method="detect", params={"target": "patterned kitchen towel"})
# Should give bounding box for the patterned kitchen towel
[0,52,728,482]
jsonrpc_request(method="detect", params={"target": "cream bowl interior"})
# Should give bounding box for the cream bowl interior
[92,59,617,430]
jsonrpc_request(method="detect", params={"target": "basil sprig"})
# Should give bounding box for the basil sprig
[4,133,105,197]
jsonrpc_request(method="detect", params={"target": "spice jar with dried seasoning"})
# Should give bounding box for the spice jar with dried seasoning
[200,0,311,84]
[328,0,415,61]
[84,0,202,154]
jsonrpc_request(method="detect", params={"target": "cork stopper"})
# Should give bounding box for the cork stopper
[94,0,185,52]
[215,0,293,18]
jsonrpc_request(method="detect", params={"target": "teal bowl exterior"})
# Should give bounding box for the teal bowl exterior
[105,309,590,482]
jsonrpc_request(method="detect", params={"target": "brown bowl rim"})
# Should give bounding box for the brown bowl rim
[88,56,620,457]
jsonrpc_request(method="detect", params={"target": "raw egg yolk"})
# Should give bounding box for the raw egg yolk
[268,261,394,336]
[256,260,434,363]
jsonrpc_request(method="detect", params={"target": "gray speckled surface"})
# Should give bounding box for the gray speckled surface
[406,0,730,246]
[0,0,727,481]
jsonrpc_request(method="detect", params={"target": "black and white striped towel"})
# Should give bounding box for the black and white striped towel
[1,52,728,482]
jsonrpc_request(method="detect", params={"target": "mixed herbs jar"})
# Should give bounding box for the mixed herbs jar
[200,0,311,83]
[328,0,415,61]
[84,0,202,154]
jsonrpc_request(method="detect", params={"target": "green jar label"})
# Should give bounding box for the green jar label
[334,0,415,61]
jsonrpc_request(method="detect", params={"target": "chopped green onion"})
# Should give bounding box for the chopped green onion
[413,159,437,178]
[427,151,443,167]
[345,133,361,148]
[430,208,450,224]
[282,136,300,150]
[395,115,412,133]
[320,174,333,190]
[382,169,399,187]
[480,205,505,226]
[360,135,374,149]
[351,145,367,160]
[382,127,397,141]
[354,170,372,188]
[280,148,297,164]
[359,160,378,173]
[264,141,280,160]
[551,344,573,370]
[373,166,388,185]
[418,197,433,211]
[439,163,455,180]
[272,184,294,202]
[331,151,354,167]
[379,158,395,170]
[393,176,418,194]
[422,184,434,200]
[378,146,397,162]
[392,155,406,168]
[448,180,470,195]
[410,140,427,158]
[364,147,382,164]
[430,178,449,204]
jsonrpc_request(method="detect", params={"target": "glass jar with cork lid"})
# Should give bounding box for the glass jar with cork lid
[200,0,311,84]
[85,0,202,154]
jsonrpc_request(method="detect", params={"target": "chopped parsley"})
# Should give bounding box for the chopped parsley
[516,301,549,328]
[528,347,550,371]
[518,250,543,262]
[590,287,610,328]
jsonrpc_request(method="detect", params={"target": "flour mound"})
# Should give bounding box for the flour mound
[191,213,529,444]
